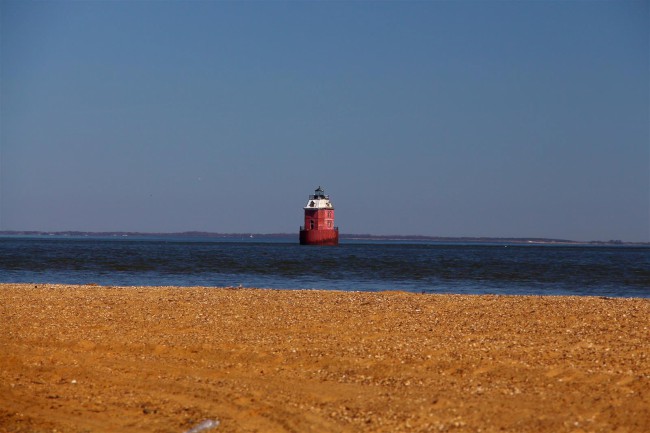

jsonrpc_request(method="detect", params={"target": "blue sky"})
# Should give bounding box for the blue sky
[1,0,648,241]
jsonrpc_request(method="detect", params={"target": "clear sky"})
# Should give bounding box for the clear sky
[1,0,648,241]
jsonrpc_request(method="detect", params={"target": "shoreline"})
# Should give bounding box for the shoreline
[1,284,649,432]
[2,231,648,246]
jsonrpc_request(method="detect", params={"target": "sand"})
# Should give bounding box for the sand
[1,284,648,433]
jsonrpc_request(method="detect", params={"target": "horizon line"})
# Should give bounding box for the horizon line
[0,230,647,245]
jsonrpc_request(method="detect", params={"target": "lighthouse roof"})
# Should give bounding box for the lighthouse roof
[304,186,334,209]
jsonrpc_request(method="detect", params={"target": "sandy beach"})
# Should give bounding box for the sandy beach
[1,284,648,433]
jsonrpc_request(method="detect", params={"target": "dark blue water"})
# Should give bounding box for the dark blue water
[1,236,648,298]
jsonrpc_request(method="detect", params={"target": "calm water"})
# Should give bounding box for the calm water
[1,236,648,298]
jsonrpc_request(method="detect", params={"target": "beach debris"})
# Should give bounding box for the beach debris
[183,419,220,433]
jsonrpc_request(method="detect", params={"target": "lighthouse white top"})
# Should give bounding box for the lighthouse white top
[304,186,334,209]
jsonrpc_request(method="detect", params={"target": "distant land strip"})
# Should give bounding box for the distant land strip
[1,231,647,246]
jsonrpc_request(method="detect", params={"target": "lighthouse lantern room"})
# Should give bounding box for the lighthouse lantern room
[299,186,339,245]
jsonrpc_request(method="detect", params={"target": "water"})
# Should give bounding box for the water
[0,236,648,298]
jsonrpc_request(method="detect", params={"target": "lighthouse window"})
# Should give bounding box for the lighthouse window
[310,220,314,229]
[327,221,332,228]
[328,211,332,218]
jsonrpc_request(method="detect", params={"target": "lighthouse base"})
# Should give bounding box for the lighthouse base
[299,229,339,246]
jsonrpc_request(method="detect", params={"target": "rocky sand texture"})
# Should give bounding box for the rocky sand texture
[1,284,648,433]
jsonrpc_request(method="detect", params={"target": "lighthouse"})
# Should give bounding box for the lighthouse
[299,186,339,245]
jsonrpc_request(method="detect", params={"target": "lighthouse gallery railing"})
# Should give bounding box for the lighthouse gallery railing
[300,226,339,231]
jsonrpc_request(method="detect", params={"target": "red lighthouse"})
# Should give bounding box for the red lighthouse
[299,186,339,245]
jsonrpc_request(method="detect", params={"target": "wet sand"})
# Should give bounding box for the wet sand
[1,284,648,433]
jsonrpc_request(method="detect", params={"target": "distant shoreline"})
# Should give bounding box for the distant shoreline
[1,230,647,246]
